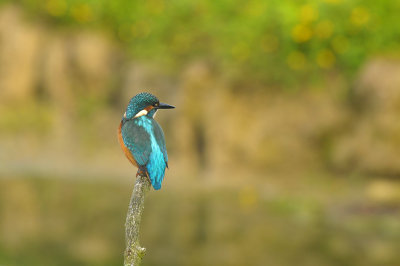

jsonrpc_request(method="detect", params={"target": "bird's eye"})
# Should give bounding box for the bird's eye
[154,102,159,107]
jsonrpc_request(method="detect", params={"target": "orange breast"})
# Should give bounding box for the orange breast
[118,121,138,168]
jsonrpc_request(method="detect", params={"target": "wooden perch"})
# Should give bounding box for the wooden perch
[124,172,151,266]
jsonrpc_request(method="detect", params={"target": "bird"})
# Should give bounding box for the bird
[118,92,175,190]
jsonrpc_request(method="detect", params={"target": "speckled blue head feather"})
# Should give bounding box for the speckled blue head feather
[125,92,159,119]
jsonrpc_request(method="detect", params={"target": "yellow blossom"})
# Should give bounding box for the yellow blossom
[300,5,318,23]
[292,24,312,43]
[317,49,335,68]
[71,4,93,23]
[350,7,370,26]
[45,0,67,17]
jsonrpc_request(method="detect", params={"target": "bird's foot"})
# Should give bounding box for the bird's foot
[136,169,145,177]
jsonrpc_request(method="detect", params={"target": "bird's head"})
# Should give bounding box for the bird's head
[124,92,175,120]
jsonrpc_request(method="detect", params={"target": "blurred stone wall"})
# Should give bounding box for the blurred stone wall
[332,58,400,176]
[0,5,121,103]
[0,5,41,102]
[177,62,347,177]
[0,5,121,138]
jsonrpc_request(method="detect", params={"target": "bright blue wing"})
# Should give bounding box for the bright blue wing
[151,120,168,167]
[144,119,168,190]
[122,116,168,190]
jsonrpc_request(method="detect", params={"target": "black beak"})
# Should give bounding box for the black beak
[157,102,175,109]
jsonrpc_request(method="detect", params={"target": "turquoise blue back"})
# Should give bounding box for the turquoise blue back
[121,115,168,190]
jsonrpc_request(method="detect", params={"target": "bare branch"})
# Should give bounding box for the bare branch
[124,172,151,266]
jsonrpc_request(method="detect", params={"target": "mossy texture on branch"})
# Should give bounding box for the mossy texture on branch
[124,173,151,266]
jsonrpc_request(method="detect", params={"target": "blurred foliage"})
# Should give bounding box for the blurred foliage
[4,0,400,87]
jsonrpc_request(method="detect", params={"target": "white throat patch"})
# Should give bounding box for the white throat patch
[134,109,148,118]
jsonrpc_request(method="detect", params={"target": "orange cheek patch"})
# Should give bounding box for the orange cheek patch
[145,105,154,112]
[118,121,138,167]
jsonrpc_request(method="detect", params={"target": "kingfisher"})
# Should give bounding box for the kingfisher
[118,92,175,190]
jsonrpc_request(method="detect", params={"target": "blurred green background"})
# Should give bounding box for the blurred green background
[1,0,400,265]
